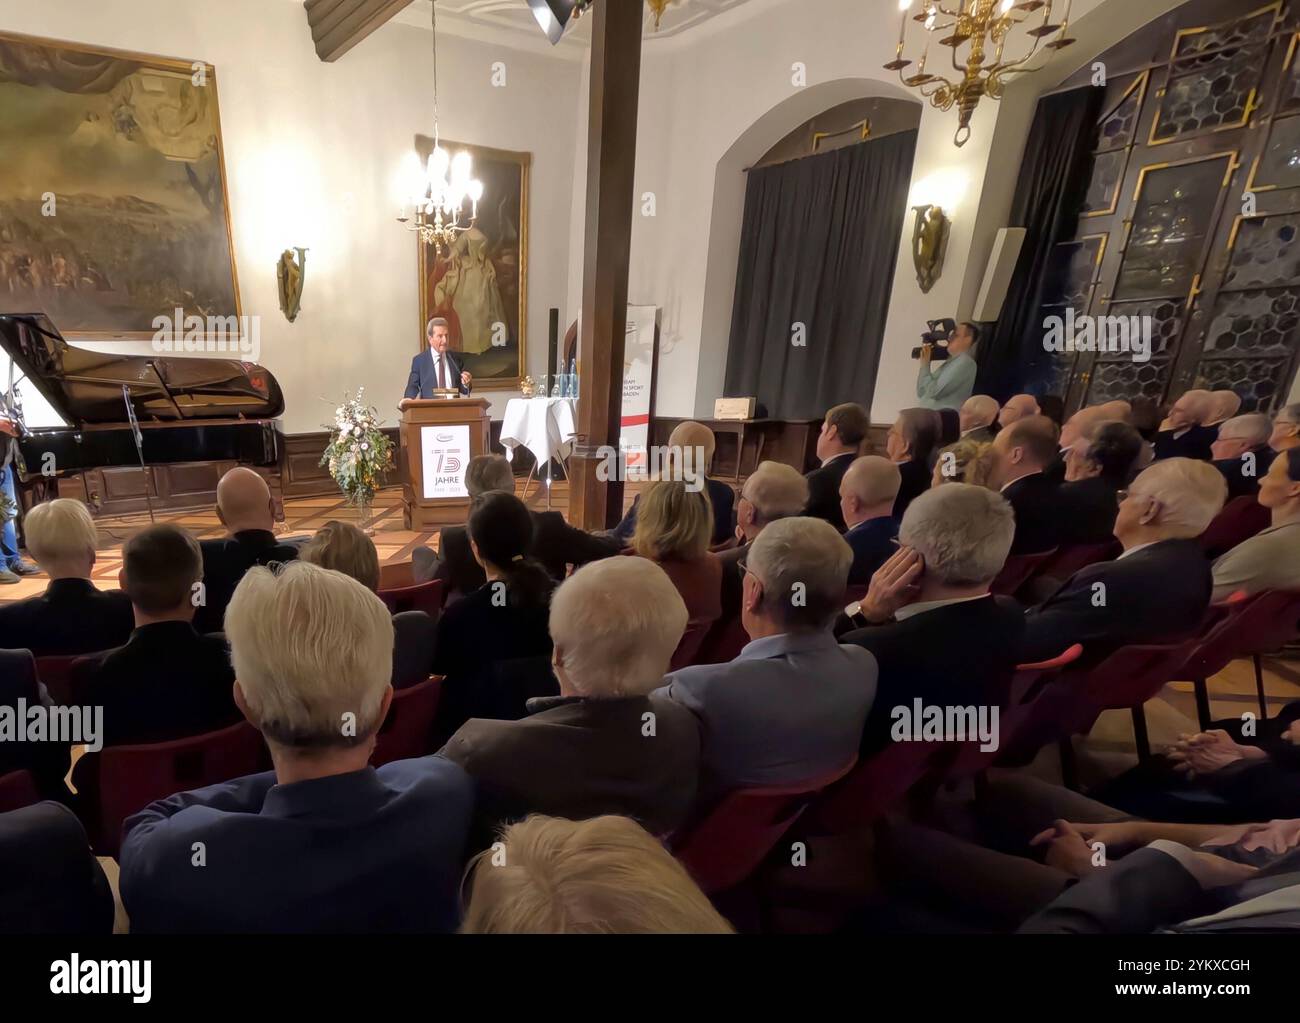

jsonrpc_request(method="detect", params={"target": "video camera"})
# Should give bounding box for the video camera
[911,318,957,361]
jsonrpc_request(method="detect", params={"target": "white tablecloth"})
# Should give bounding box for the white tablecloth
[500,397,578,467]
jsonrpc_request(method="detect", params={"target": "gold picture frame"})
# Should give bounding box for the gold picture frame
[414,138,530,392]
[0,30,242,340]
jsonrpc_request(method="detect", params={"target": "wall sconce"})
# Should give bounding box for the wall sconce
[911,205,950,294]
[277,247,307,322]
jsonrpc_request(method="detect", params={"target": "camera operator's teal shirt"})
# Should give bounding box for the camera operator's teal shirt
[915,351,976,410]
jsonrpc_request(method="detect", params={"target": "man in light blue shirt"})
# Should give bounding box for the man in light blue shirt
[916,321,979,410]
[655,517,876,802]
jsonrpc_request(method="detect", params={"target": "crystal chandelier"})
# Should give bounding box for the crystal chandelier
[397,0,483,252]
[888,0,1076,147]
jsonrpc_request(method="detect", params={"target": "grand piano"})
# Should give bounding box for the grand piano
[0,313,285,518]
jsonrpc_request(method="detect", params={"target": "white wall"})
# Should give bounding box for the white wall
[605,0,1116,423]
[0,0,582,433]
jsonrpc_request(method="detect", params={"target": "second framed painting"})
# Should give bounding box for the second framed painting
[415,137,529,390]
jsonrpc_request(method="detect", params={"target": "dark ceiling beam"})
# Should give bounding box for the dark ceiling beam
[304,0,417,62]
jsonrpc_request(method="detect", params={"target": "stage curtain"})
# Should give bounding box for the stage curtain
[974,85,1106,402]
[724,130,917,420]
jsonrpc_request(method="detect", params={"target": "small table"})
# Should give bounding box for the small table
[707,418,771,481]
[499,397,578,509]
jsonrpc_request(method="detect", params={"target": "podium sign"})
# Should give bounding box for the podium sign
[400,397,491,528]
[421,424,471,499]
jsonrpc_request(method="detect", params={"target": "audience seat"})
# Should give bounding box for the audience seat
[372,675,443,767]
[1200,495,1270,559]
[81,720,268,857]
[806,742,954,837]
[673,757,856,895]
[990,548,1058,598]
[694,615,749,666]
[35,654,98,706]
[1174,590,1254,728]
[0,770,41,814]
[669,619,717,671]
[378,578,445,617]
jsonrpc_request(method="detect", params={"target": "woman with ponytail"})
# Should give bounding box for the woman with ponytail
[432,492,557,735]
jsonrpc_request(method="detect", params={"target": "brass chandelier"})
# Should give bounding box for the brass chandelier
[887,0,1076,147]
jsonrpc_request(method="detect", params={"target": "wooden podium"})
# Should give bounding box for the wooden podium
[399,397,492,529]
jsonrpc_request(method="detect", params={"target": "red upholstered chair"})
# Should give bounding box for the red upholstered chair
[673,758,856,894]
[377,578,445,617]
[990,548,1058,597]
[0,769,41,814]
[372,675,443,767]
[669,620,716,671]
[85,721,268,857]
[34,654,98,706]
[804,742,952,836]
[1173,590,1254,728]
[1201,495,1271,559]
[693,615,749,666]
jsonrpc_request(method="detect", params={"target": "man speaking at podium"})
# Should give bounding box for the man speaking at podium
[404,317,473,402]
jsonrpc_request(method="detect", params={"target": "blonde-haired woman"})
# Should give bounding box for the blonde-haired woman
[930,439,994,489]
[631,479,722,625]
[299,520,381,592]
[461,815,733,934]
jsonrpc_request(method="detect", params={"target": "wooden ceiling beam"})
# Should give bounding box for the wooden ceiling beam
[304,0,417,62]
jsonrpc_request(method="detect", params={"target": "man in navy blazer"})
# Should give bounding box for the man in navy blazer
[838,455,901,585]
[119,561,474,933]
[404,316,473,399]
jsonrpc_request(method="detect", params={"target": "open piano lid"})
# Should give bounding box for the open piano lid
[0,313,284,425]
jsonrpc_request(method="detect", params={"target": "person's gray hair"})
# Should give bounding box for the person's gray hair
[899,484,1015,586]
[549,557,687,698]
[1218,413,1271,447]
[1276,402,1300,425]
[464,454,515,499]
[746,517,852,630]
[741,461,809,523]
[841,455,901,506]
[426,316,449,336]
[1128,458,1227,538]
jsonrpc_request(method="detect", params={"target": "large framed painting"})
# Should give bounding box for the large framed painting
[0,31,240,338]
[415,137,529,390]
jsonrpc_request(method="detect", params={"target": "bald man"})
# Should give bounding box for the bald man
[959,395,1000,443]
[194,467,299,633]
[1206,390,1242,428]
[839,456,901,584]
[1154,389,1216,462]
[997,394,1039,430]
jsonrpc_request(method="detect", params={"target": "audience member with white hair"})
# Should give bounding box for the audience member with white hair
[838,455,902,584]
[960,395,1000,443]
[461,815,733,934]
[842,485,1022,753]
[1211,413,1274,499]
[998,393,1040,430]
[441,556,701,837]
[1212,449,1300,601]
[719,460,809,617]
[120,561,474,933]
[1019,458,1226,665]
[1154,389,1216,462]
[659,517,874,800]
[1269,403,1300,454]
[0,497,133,655]
[194,466,298,632]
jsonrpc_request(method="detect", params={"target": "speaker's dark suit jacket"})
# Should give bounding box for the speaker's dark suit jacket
[119,758,474,933]
[1019,538,1212,666]
[844,595,1026,756]
[1001,472,1065,554]
[441,694,700,839]
[1214,445,1272,499]
[1153,424,1216,461]
[194,530,300,634]
[71,621,239,747]
[0,802,113,933]
[0,649,70,798]
[844,515,898,585]
[404,348,471,398]
[805,452,857,531]
[0,578,133,656]
[1055,476,1121,547]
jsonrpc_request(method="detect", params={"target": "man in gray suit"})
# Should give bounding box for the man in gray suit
[657,516,876,803]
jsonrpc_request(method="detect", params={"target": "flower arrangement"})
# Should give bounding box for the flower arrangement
[321,389,394,510]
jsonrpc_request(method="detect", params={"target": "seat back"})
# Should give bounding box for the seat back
[92,721,267,857]
[669,619,715,671]
[1175,590,1255,680]
[34,655,95,706]
[1057,639,1199,736]
[694,615,749,666]
[1230,589,1300,656]
[990,548,1058,596]
[1201,495,1270,558]
[805,742,951,835]
[372,675,444,767]
[377,578,445,617]
[1039,540,1121,581]
[0,769,40,814]
[673,758,856,893]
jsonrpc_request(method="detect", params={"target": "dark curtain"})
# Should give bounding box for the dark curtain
[974,85,1106,402]
[724,130,917,420]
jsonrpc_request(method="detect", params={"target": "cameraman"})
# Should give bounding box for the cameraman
[916,321,979,411]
